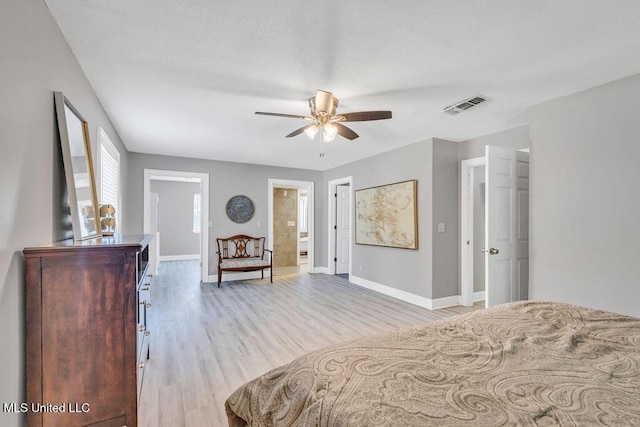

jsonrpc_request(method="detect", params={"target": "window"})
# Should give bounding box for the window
[193,193,202,233]
[97,128,120,227]
[299,195,308,232]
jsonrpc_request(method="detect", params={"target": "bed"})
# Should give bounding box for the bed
[225,300,640,426]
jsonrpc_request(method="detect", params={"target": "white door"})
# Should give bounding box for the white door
[336,184,350,274]
[485,146,529,307]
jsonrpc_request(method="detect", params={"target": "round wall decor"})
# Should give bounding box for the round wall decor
[226,195,255,223]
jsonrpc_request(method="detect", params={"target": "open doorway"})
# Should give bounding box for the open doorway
[298,189,309,267]
[327,176,353,276]
[267,179,315,276]
[460,157,486,306]
[144,169,210,282]
[460,147,529,308]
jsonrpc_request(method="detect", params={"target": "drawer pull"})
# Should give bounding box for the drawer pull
[140,287,150,291]
[138,362,145,369]
[139,300,146,305]
[145,330,151,336]
[138,325,146,332]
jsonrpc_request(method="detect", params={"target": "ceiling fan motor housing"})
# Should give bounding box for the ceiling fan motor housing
[312,90,338,116]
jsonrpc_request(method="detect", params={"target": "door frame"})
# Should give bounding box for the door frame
[327,176,353,275]
[267,178,315,272]
[460,157,485,307]
[143,169,210,282]
[460,149,530,307]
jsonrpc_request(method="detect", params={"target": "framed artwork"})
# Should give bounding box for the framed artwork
[355,179,418,250]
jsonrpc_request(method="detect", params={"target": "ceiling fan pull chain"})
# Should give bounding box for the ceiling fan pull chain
[320,138,325,157]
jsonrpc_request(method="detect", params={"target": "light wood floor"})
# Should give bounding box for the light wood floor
[138,261,483,427]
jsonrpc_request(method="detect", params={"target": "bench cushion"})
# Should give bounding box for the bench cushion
[221,258,270,269]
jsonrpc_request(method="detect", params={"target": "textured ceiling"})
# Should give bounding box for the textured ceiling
[45,0,640,171]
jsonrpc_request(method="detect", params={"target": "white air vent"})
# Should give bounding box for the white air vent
[443,96,486,116]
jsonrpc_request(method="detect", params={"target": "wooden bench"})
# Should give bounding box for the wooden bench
[216,235,273,287]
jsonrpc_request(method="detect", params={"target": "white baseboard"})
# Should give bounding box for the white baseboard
[310,266,330,274]
[348,275,483,310]
[455,291,486,307]
[349,275,441,310]
[431,295,462,310]
[473,291,485,302]
[159,254,200,262]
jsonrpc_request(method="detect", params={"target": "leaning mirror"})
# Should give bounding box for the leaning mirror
[54,92,102,240]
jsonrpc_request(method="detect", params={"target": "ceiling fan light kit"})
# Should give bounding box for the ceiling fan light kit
[304,123,319,139]
[322,123,337,141]
[256,89,392,157]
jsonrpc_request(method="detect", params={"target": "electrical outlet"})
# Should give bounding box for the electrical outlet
[359,265,362,272]
[437,222,445,233]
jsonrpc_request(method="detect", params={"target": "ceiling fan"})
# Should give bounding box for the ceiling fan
[255,90,392,156]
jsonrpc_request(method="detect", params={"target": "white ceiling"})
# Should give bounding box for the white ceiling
[45,0,640,171]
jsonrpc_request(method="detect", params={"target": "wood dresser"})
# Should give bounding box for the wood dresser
[24,234,153,427]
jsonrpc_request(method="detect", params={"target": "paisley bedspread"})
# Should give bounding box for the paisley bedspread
[225,301,640,426]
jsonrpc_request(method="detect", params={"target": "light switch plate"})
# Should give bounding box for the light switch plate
[437,222,445,233]
[287,220,295,226]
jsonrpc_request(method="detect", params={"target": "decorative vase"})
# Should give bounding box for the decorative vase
[99,204,116,236]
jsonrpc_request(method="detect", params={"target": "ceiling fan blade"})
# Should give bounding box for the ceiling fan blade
[339,111,392,122]
[286,123,315,138]
[335,123,359,140]
[255,112,313,120]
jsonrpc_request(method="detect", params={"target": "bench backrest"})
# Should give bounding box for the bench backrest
[217,235,265,259]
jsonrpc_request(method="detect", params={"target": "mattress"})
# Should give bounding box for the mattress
[225,300,640,426]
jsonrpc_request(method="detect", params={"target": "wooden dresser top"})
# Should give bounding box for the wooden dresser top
[24,234,152,255]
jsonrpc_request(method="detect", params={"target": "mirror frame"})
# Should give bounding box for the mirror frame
[54,92,102,241]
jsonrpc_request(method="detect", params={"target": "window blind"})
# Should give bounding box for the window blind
[98,128,120,226]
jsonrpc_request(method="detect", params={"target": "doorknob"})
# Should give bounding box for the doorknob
[482,247,499,255]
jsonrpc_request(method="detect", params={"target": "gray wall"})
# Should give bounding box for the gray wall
[150,181,201,257]
[323,139,459,300]
[529,73,640,317]
[458,125,530,161]
[0,1,129,425]
[431,139,459,299]
[125,153,323,275]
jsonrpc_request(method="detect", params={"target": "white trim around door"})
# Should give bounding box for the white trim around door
[144,169,210,282]
[460,156,485,307]
[327,176,353,276]
[267,178,315,273]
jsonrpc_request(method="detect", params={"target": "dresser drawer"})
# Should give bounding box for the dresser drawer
[136,267,151,400]
[136,278,151,360]
[137,333,149,398]
[24,234,153,427]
